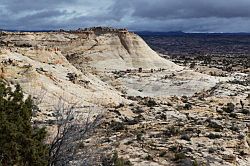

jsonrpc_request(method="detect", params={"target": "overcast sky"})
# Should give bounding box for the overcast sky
[1,0,250,32]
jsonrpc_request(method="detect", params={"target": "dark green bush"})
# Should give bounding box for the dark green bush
[241,109,250,115]
[183,103,192,110]
[222,103,235,113]
[109,121,126,131]
[174,152,186,161]
[164,126,181,137]
[102,151,132,166]
[146,98,157,107]
[0,81,48,166]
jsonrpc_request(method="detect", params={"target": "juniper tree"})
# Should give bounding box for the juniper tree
[0,81,48,166]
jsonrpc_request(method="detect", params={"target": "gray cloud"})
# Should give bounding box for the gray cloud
[127,0,250,19]
[1,0,76,12]
[1,0,250,32]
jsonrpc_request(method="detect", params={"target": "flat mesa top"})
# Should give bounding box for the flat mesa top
[0,27,129,34]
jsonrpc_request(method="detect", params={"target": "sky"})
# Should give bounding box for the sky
[1,0,250,32]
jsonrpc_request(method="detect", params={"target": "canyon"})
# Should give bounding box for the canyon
[0,27,249,166]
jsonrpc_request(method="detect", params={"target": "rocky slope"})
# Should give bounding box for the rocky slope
[1,27,249,166]
[0,48,127,121]
[0,27,182,120]
[0,27,181,71]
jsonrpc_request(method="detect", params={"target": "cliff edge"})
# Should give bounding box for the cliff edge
[1,27,182,71]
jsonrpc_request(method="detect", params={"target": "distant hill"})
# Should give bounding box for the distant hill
[2,29,250,36]
[136,31,250,37]
[135,31,185,36]
[0,29,54,32]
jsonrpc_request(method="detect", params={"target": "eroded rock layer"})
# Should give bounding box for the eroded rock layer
[1,27,181,71]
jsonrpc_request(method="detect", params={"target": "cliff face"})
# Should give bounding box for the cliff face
[66,31,181,71]
[0,28,181,71]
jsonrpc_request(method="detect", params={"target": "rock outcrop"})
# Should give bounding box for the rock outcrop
[0,48,126,114]
[0,27,181,71]
[0,27,182,114]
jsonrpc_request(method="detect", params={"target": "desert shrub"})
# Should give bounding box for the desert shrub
[230,125,240,132]
[222,103,235,113]
[229,80,249,86]
[207,119,223,130]
[241,109,250,115]
[174,152,186,161]
[164,126,181,137]
[229,112,238,118]
[178,158,196,166]
[189,62,196,69]
[48,100,103,166]
[181,96,188,103]
[183,103,192,110]
[77,141,86,150]
[0,81,48,166]
[145,154,153,161]
[132,106,144,114]
[193,160,199,166]
[145,98,157,107]
[159,151,167,157]
[207,133,222,139]
[247,134,250,146]
[136,132,143,141]
[109,121,126,131]
[102,151,132,166]
[180,134,191,141]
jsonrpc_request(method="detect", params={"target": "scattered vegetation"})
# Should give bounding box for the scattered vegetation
[241,108,250,115]
[207,133,222,139]
[145,154,154,161]
[159,151,167,157]
[180,134,191,141]
[48,98,103,165]
[109,121,126,132]
[173,152,186,161]
[145,98,157,107]
[136,132,143,141]
[163,126,181,137]
[183,103,192,110]
[222,102,235,113]
[0,80,104,165]
[102,151,132,166]
[189,62,196,69]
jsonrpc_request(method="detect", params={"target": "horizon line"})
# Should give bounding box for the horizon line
[1,28,250,34]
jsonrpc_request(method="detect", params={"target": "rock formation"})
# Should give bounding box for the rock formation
[0,27,181,71]
[1,27,249,165]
